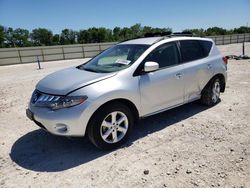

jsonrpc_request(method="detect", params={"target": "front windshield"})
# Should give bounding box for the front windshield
[78,44,149,73]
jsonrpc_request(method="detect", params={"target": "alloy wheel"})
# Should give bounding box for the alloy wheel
[212,81,220,103]
[100,111,129,144]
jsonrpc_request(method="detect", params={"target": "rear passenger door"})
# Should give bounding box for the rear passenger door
[179,40,214,102]
[139,42,185,115]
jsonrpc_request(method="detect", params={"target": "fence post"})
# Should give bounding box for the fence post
[41,48,45,61]
[230,35,232,44]
[237,34,239,43]
[242,42,245,56]
[37,56,41,69]
[214,37,217,45]
[99,44,102,53]
[222,35,225,45]
[81,45,85,58]
[17,49,22,64]
[62,47,65,59]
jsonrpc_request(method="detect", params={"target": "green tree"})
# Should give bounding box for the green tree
[120,27,132,41]
[182,28,206,37]
[96,27,112,42]
[30,28,53,46]
[2,24,250,48]
[87,27,98,43]
[233,26,250,34]
[11,28,31,47]
[130,24,142,38]
[80,27,112,43]
[205,27,227,36]
[0,25,4,47]
[52,34,60,45]
[60,29,77,45]
[4,27,14,47]
[151,27,172,33]
[143,26,172,36]
[77,29,90,43]
[113,27,121,41]
[143,26,154,35]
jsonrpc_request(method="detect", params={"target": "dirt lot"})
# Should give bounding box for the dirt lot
[0,43,250,188]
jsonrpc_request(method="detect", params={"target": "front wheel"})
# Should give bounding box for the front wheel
[87,103,134,150]
[200,78,221,106]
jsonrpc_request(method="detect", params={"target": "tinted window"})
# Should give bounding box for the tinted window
[180,40,204,62]
[144,42,179,68]
[199,40,213,56]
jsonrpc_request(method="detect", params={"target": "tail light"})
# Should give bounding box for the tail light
[223,56,228,65]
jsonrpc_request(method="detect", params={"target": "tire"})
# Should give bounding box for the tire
[200,78,221,106]
[87,102,134,150]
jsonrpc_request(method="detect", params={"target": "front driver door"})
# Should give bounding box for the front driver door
[138,42,185,116]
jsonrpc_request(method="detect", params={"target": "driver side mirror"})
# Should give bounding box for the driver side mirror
[144,61,159,73]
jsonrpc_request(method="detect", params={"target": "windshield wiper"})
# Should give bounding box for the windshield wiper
[83,68,99,73]
[77,65,97,72]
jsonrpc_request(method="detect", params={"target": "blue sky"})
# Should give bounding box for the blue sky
[0,0,249,34]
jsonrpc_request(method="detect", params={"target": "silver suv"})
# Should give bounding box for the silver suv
[26,35,227,150]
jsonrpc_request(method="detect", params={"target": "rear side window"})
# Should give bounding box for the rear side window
[144,42,179,68]
[180,40,204,63]
[199,40,213,56]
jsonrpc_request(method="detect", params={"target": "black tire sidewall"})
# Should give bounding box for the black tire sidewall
[211,78,220,104]
[88,103,134,150]
[201,77,221,106]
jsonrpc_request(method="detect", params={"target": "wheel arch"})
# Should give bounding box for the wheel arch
[86,98,139,134]
[203,73,226,93]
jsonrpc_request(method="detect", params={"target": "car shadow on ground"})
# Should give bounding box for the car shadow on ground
[10,101,213,172]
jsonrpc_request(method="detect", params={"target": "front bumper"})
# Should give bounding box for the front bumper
[26,101,93,137]
[26,109,47,130]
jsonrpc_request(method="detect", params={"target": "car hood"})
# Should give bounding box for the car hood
[36,67,116,95]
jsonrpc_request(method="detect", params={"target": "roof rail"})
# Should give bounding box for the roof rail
[144,32,172,37]
[119,31,193,44]
[150,32,193,44]
[170,32,193,37]
[119,32,171,43]
[144,31,193,38]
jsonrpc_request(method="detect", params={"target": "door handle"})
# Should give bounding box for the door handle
[207,64,212,69]
[175,73,182,78]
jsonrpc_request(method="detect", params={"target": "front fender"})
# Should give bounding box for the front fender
[69,75,141,135]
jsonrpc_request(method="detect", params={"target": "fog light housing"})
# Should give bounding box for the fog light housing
[55,124,68,133]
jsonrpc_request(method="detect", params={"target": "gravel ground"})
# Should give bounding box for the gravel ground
[0,43,250,188]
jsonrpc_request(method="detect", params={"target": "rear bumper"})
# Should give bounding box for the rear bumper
[27,101,93,137]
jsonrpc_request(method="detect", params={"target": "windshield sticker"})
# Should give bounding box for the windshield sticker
[115,59,131,65]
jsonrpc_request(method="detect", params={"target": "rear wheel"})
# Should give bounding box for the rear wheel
[87,103,134,150]
[200,78,221,106]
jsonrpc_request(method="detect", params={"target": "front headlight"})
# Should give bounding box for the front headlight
[31,91,88,110]
[49,96,88,110]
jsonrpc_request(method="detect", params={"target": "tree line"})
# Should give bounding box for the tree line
[0,24,250,48]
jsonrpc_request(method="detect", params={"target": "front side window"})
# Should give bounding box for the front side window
[144,42,179,68]
[180,40,204,62]
[78,44,149,73]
